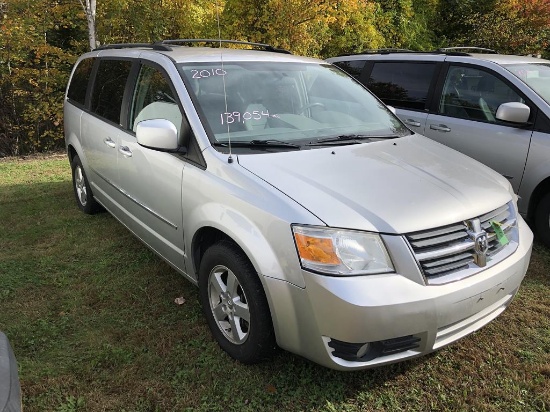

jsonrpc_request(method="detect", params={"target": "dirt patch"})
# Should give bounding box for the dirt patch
[0,151,66,163]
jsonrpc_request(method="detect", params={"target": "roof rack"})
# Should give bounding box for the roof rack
[334,46,501,58]
[158,39,292,54]
[363,48,415,54]
[95,39,292,54]
[435,47,498,55]
[94,43,172,51]
[336,48,415,57]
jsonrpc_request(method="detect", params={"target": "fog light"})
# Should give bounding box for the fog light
[356,343,370,358]
[327,335,421,362]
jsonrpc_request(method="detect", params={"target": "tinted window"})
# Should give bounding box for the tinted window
[67,58,95,106]
[367,62,436,110]
[333,60,366,79]
[90,59,133,124]
[439,66,524,123]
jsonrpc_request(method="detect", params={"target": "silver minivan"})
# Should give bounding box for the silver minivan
[328,49,550,247]
[64,40,533,370]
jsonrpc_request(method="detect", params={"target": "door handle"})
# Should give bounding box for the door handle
[119,146,132,157]
[103,137,116,148]
[429,124,451,132]
[405,119,421,127]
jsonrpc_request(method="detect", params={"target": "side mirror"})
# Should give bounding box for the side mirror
[136,119,179,151]
[496,102,530,124]
[387,105,397,115]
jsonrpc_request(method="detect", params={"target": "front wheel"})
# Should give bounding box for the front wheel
[199,241,276,364]
[534,193,550,247]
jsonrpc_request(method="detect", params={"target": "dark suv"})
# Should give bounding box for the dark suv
[328,48,550,246]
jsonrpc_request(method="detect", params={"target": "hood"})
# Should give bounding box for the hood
[237,135,512,234]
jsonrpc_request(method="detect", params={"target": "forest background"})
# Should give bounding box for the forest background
[1,0,549,156]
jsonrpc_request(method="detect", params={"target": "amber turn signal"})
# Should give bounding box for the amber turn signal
[294,233,340,265]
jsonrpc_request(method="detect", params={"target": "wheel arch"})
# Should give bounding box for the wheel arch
[191,226,234,278]
[527,175,550,222]
[190,223,296,285]
[67,144,78,164]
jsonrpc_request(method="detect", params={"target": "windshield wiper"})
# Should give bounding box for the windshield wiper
[307,134,398,146]
[214,139,301,149]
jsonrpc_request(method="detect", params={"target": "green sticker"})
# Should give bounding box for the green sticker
[490,220,509,246]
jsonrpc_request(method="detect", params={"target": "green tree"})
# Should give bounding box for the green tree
[465,0,550,54]
[320,0,385,57]
[221,0,388,57]
[374,0,439,50]
[433,0,496,47]
[0,0,82,155]
[96,0,220,44]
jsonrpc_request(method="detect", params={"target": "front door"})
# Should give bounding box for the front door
[117,63,186,271]
[424,64,533,192]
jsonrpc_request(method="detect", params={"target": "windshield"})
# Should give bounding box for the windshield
[504,63,550,104]
[178,62,410,150]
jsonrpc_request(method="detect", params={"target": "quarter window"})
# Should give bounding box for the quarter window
[90,59,133,124]
[333,60,366,79]
[67,58,95,106]
[439,66,524,123]
[367,62,436,110]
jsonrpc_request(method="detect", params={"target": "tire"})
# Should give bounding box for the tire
[534,193,550,247]
[198,241,276,364]
[71,155,101,214]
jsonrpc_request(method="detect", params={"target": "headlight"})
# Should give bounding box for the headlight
[292,225,394,275]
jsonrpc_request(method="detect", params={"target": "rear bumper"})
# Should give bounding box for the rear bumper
[265,218,533,370]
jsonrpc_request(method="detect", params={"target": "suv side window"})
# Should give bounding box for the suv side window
[67,57,95,106]
[90,59,133,124]
[129,64,183,136]
[333,60,366,79]
[440,65,524,123]
[367,62,436,110]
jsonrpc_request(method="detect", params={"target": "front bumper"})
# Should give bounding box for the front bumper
[264,217,533,370]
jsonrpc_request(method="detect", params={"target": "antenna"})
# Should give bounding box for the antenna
[215,0,233,164]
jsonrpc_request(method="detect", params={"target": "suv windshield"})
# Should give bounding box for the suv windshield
[178,62,409,149]
[505,63,550,104]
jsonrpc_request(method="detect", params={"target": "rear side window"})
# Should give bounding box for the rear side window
[90,59,133,124]
[367,62,436,110]
[333,60,366,79]
[67,58,95,106]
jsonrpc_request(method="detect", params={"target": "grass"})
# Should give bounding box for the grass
[0,154,548,412]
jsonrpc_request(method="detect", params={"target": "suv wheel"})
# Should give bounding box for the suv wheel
[199,241,276,364]
[534,193,550,247]
[71,155,101,214]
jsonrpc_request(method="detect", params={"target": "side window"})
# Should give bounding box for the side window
[90,59,133,124]
[439,66,524,123]
[367,62,436,110]
[67,58,95,106]
[333,60,366,79]
[130,64,183,136]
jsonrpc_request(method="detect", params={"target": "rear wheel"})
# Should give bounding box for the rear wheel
[198,241,276,364]
[534,193,550,247]
[71,155,101,214]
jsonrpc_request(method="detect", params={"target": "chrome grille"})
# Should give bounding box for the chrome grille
[406,203,518,285]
